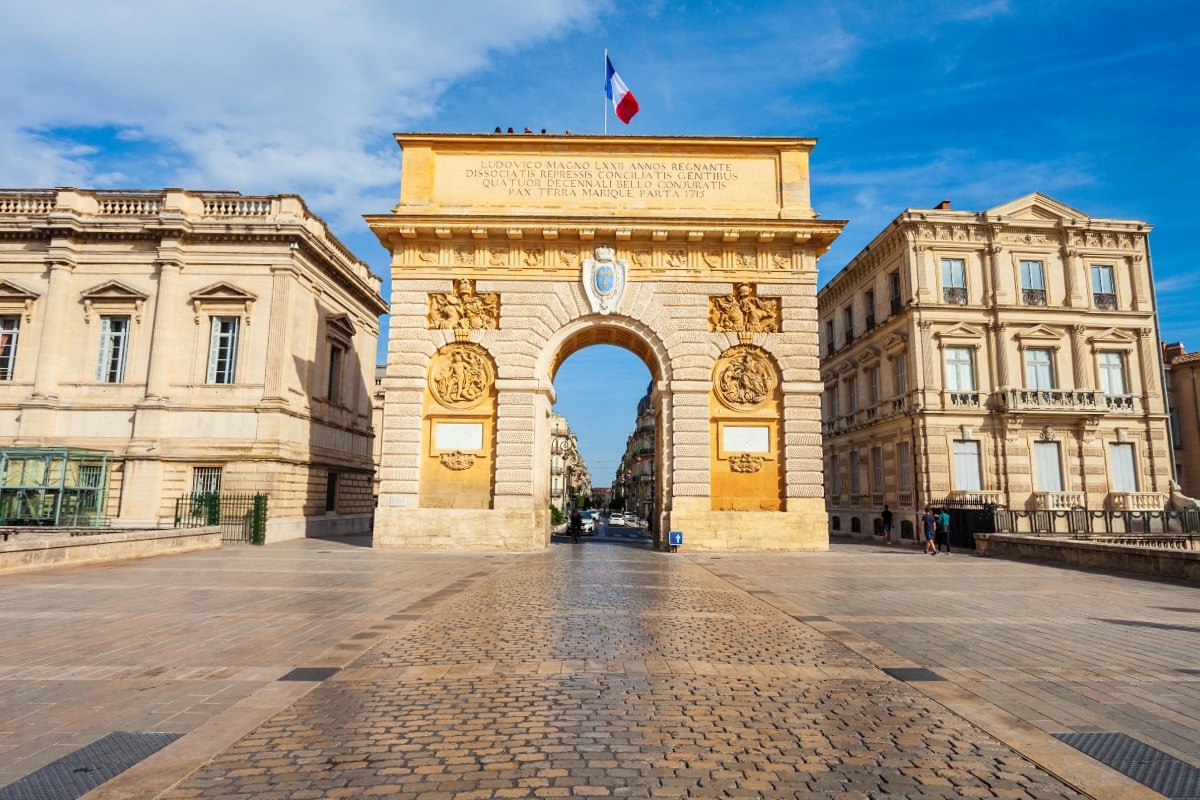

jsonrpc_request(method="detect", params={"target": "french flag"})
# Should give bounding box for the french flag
[605,55,639,124]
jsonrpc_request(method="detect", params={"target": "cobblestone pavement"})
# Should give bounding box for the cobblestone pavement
[3,536,1188,798]
[159,541,1097,799]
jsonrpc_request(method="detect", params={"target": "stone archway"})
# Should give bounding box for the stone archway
[367,134,844,551]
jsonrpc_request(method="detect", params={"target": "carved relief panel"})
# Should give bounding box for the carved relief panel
[428,280,500,331]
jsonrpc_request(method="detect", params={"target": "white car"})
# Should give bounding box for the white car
[624,512,638,526]
[607,512,625,527]
[580,516,595,534]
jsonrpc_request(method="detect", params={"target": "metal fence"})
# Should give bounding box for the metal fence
[174,493,268,545]
[939,497,1200,548]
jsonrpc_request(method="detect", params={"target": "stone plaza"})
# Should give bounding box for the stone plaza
[1,535,1196,798]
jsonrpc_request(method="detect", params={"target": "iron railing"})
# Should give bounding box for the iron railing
[174,493,268,545]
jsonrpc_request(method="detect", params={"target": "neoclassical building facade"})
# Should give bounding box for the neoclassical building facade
[818,194,1169,537]
[0,188,386,538]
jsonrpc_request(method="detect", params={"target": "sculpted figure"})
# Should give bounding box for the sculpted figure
[709,283,779,333]
[714,345,776,409]
[428,280,499,330]
[429,343,494,408]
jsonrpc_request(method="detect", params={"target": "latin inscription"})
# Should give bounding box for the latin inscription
[463,158,739,199]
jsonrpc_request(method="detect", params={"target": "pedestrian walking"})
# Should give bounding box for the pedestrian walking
[936,507,952,554]
[881,504,893,544]
[570,507,582,543]
[921,507,937,554]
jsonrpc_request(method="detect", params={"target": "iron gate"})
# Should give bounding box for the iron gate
[174,493,268,544]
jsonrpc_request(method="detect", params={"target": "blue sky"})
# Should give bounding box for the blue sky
[2,0,1197,487]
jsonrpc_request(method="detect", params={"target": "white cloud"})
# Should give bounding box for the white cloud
[0,0,603,229]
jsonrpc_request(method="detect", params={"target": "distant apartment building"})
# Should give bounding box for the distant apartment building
[1163,343,1200,498]
[0,188,387,539]
[549,412,590,512]
[818,193,1169,538]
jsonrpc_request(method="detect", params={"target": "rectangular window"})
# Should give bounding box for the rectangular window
[1172,408,1183,449]
[1024,348,1055,389]
[1091,265,1116,310]
[894,355,907,395]
[96,315,130,383]
[825,319,835,356]
[1020,260,1046,306]
[325,472,339,512]
[898,442,912,492]
[868,366,880,405]
[0,315,18,381]
[889,270,903,314]
[827,386,839,420]
[207,316,239,384]
[831,454,841,495]
[864,289,876,330]
[843,306,854,346]
[1098,351,1127,395]
[850,451,861,493]
[192,466,222,494]
[945,346,975,391]
[871,446,883,493]
[847,376,858,412]
[1109,443,1138,493]
[942,258,967,304]
[1033,441,1064,493]
[327,343,345,404]
[953,440,983,491]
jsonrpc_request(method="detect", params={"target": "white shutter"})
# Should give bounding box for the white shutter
[1033,441,1064,492]
[1109,443,1138,492]
[953,440,982,491]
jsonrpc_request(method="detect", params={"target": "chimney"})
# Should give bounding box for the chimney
[935,199,951,210]
[1163,342,1185,365]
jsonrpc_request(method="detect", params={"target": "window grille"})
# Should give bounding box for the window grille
[193,466,222,494]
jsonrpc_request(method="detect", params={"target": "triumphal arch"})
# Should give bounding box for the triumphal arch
[367,134,844,551]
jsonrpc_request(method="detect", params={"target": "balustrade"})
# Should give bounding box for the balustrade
[1105,394,1137,413]
[947,490,1004,505]
[1033,491,1085,510]
[1109,492,1165,511]
[997,387,1105,413]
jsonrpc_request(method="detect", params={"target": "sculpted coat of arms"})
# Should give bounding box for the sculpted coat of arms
[582,246,627,315]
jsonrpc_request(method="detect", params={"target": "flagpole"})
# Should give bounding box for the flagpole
[603,49,608,136]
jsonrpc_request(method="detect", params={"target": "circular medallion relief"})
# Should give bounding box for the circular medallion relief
[428,343,495,409]
[713,345,776,411]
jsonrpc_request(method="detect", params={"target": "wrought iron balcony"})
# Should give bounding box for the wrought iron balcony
[942,287,967,305]
[890,297,903,315]
[1093,292,1117,311]
[1022,288,1047,306]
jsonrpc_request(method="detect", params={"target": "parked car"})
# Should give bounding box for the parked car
[607,512,625,527]
[581,516,595,534]
[624,512,638,525]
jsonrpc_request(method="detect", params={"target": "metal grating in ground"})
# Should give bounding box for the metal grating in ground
[278,666,340,681]
[0,732,181,800]
[882,666,946,682]
[1053,732,1200,800]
